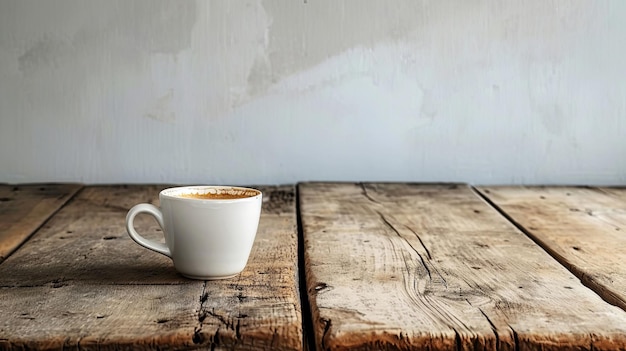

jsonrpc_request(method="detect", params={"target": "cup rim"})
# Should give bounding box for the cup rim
[159,185,262,202]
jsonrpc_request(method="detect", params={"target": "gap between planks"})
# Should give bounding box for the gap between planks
[296,184,317,351]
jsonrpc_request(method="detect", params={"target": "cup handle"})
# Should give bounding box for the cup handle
[125,203,171,258]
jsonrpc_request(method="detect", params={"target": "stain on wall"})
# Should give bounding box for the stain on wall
[245,1,428,97]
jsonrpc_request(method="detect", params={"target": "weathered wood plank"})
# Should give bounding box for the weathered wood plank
[194,186,303,351]
[0,185,302,351]
[0,183,82,262]
[477,186,626,312]
[300,183,626,351]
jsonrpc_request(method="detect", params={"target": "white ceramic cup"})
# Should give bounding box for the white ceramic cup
[125,186,262,280]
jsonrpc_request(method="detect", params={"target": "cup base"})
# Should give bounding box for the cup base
[181,272,239,280]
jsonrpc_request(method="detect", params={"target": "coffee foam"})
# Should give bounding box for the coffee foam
[163,187,260,200]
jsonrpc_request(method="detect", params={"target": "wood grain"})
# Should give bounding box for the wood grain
[0,185,302,351]
[0,183,82,262]
[299,182,626,351]
[477,186,626,311]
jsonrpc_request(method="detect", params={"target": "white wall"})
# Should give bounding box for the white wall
[1,0,625,185]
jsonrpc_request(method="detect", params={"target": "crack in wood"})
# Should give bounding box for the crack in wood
[235,318,241,340]
[193,282,208,345]
[210,327,220,351]
[198,304,248,347]
[478,307,499,351]
[590,333,595,351]
[271,327,279,348]
[192,326,205,345]
[206,309,235,331]
[377,211,432,281]
[404,224,432,260]
[508,324,519,351]
[453,328,462,351]
[360,183,381,205]
[320,317,332,351]
[375,210,466,333]
[378,214,470,337]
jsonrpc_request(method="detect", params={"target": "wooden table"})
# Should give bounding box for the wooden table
[1,183,626,350]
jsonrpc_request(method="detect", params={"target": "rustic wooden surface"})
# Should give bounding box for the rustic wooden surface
[0,185,302,351]
[0,183,82,262]
[299,183,626,351]
[477,186,626,312]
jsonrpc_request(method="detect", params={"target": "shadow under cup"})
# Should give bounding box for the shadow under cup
[126,186,263,280]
